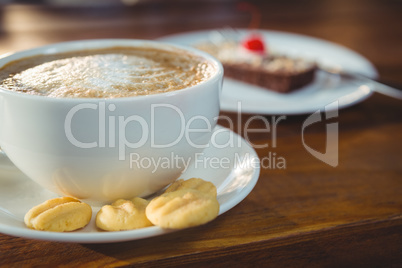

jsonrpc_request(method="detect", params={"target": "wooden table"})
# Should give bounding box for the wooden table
[1,0,401,266]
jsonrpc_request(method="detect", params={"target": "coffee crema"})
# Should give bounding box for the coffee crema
[0,47,215,98]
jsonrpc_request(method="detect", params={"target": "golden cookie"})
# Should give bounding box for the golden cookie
[146,189,219,229]
[96,197,153,231]
[24,197,92,232]
[164,178,217,198]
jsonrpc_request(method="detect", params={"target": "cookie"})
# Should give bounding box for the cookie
[96,197,153,231]
[24,197,92,232]
[146,189,219,229]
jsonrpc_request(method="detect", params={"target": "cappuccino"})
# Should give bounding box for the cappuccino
[0,47,215,98]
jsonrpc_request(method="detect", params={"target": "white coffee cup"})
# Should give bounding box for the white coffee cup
[0,39,223,204]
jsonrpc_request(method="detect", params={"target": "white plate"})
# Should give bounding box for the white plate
[158,29,378,114]
[0,125,260,243]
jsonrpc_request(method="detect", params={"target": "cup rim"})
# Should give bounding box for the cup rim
[0,39,223,103]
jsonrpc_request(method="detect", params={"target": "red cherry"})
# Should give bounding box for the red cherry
[242,34,266,53]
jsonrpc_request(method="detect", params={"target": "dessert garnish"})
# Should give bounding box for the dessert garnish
[241,33,266,54]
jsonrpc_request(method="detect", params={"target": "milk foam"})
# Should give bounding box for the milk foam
[0,48,214,98]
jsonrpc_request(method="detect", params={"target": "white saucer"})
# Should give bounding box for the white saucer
[158,29,378,115]
[0,125,260,243]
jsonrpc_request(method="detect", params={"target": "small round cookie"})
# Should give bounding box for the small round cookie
[96,197,153,231]
[24,197,92,232]
[146,189,219,229]
[164,178,217,198]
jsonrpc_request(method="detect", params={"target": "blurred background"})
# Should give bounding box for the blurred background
[0,0,401,84]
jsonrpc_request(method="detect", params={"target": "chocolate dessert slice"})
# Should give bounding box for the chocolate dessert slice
[196,35,316,93]
[223,57,316,93]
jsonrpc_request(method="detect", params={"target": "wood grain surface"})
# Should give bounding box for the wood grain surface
[0,0,401,267]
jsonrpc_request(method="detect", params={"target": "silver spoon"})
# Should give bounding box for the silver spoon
[319,65,402,100]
